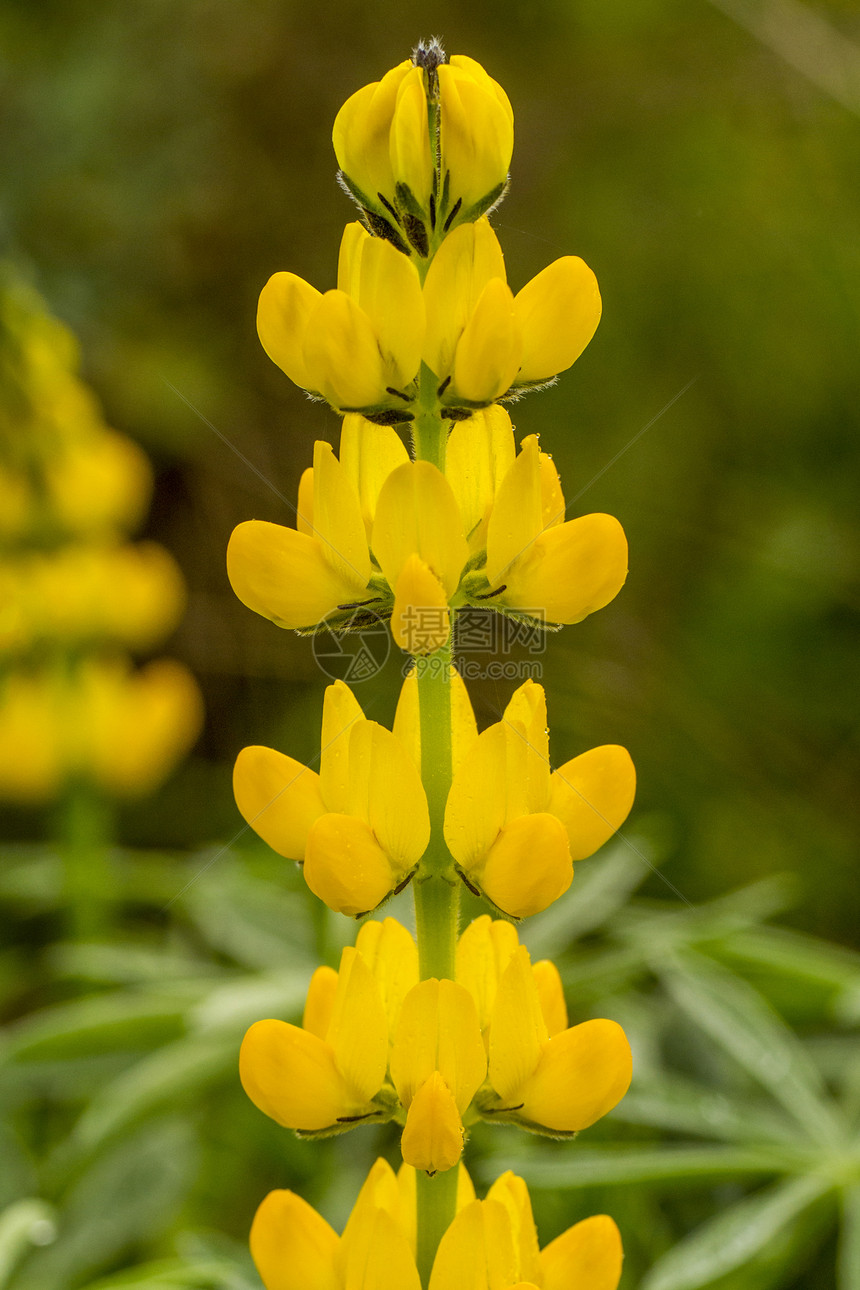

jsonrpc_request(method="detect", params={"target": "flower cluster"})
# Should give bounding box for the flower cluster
[230,42,632,1290]
[0,272,202,800]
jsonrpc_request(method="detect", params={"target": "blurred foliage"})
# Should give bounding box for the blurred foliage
[1,0,859,1288]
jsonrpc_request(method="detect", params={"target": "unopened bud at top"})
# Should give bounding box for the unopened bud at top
[333,41,513,260]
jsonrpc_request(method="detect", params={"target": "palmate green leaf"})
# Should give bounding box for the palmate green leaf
[659,950,843,1144]
[493,1144,794,1188]
[839,1185,860,1290]
[639,1174,832,1290]
[613,1075,799,1145]
[0,1200,56,1288]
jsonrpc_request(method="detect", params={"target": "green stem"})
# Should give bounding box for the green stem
[410,390,460,1287]
[61,784,115,940]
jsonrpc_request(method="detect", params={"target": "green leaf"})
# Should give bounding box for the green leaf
[492,1144,793,1188]
[613,1075,798,1145]
[0,994,190,1063]
[0,1201,56,1288]
[190,968,309,1035]
[839,1185,860,1290]
[640,1174,832,1290]
[660,950,842,1144]
[79,1258,253,1289]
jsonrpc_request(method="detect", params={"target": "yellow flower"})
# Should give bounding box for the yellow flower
[479,945,631,1134]
[483,434,628,626]
[257,222,424,415]
[233,681,430,915]
[444,680,635,918]
[227,439,375,633]
[372,461,469,654]
[422,220,601,409]
[333,45,512,258]
[240,944,394,1135]
[390,978,487,1174]
[429,1171,623,1290]
[250,1156,476,1290]
[456,915,568,1042]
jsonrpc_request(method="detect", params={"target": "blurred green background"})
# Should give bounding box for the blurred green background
[2,1,860,1287]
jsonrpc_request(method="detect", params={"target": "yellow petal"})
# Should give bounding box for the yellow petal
[514,256,602,383]
[304,812,397,916]
[297,466,314,536]
[373,461,469,598]
[303,290,387,411]
[257,272,322,392]
[312,440,371,587]
[233,745,325,860]
[392,666,478,776]
[354,234,425,389]
[446,405,516,548]
[540,1214,623,1290]
[390,979,486,1114]
[401,1072,464,1174]
[439,60,514,211]
[342,1158,403,1250]
[250,1189,339,1290]
[227,520,367,630]
[337,222,369,297]
[391,555,450,655]
[452,277,521,404]
[519,1018,632,1132]
[339,1205,421,1290]
[538,448,565,530]
[502,678,549,811]
[485,435,543,586]
[340,415,410,536]
[332,63,412,205]
[488,947,547,1101]
[319,679,365,813]
[455,915,520,1034]
[326,947,389,1101]
[548,745,636,860]
[355,917,419,1043]
[428,1198,518,1290]
[239,1019,354,1131]
[390,66,434,210]
[485,1173,540,1287]
[444,721,531,875]
[422,220,507,384]
[348,720,430,871]
[303,965,338,1040]
[532,959,568,1036]
[502,512,629,625]
[396,1159,475,1258]
[481,812,572,918]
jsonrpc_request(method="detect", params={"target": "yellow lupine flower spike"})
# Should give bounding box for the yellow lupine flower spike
[239,946,392,1136]
[482,946,632,1134]
[390,978,487,1173]
[233,681,430,916]
[257,223,424,417]
[484,434,629,625]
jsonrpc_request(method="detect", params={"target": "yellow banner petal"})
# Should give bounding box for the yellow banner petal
[540,1214,623,1290]
[340,1205,422,1290]
[532,959,568,1037]
[326,947,389,1102]
[390,67,434,210]
[452,277,521,404]
[312,441,371,588]
[250,1189,339,1290]
[303,965,339,1040]
[373,461,469,598]
[485,435,543,587]
[455,915,520,1035]
[422,220,507,384]
[332,64,412,204]
[350,721,430,872]
[257,272,321,392]
[355,917,419,1043]
[502,678,549,810]
[485,1173,540,1287]
[443,722,512,875]
[233,744,325,860]
[428,1198,518,1290]
[390,979,486,1114]
[392,556,450,655]
[319,680,365,814]
[488,947,547,1101]
[446,406,516,548]
[340,415,409,536]
[547,744,636,860]
[303,291,387,411]
[356,235,425,390]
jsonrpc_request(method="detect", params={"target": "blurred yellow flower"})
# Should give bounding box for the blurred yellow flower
[233,681,430,915]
